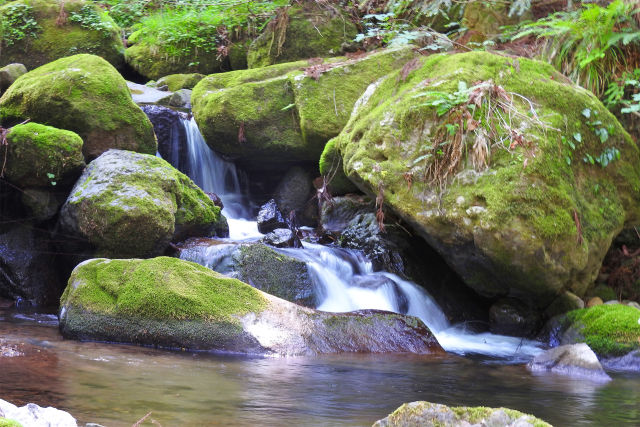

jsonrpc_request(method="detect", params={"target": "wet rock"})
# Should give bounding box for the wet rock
[490,299,541,337]
[59,257,443,356]
[273,166,314,224]
[601,349,640,372]
[0,63,27,92]
[58,149,224,258]
[528,343,611,381]
[257,199,288,234]
[373,401,551,427]
[0,398,77,427]
[127,81,173,105]
[320,195,373,234]
[545,291,585,319]
[156,73,205,91]
[206,193,224,210]
[140,105,188,170]
[262,228,299,248]
[158,89,192,109]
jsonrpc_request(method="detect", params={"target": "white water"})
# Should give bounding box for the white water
[168,117,542,360]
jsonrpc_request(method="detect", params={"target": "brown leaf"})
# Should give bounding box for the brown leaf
[399,58,421,82]
[238,122,247,144]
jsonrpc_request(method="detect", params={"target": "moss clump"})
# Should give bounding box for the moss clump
[59,257,268,351]
[566,304,640,357]
[374,401,551,427]
[335,50,640,307]
[0,0,124,70]
[247,3,357,68]
[191,46,418,169]
[0,54,156,160]
[319,133,359,195]
[59,149,221,258]
[156,73,204,91]
[5,122,85,188]
[0,418,23,427]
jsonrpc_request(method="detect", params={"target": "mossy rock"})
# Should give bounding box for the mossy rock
[462,1,530,42]
[557,304,640,358]
[0,418,22,427]
[0,63,26,92]
[58,149,223,258]
[319,137,359,195]
[4,122,85,188]
[0,54,156,160]
[373,401,551,427]
[124,40,223,81]
[60,256,443,355]
[156,73,204,91]
[0,0,124,70]
[192,46,418,172]
[247,2,358,69]
[332,51,640,308]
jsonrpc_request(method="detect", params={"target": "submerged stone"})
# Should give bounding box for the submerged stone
[59,257,443,356]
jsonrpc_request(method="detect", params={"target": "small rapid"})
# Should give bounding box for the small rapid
[163,115,542,360]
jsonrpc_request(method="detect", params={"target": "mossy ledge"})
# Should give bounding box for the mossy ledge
[59,256,443,356]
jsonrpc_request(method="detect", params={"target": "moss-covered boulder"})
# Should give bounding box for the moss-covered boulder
[0,63,26,92]
[0,54,156,160]
[58,149,224,258]
[373,401,551,427]
[124,40,223,82]
[247,2,358,69]
[156,73,204,92]
[192,46,417,172]
[3,122,85,220]
[329,51,640,309]
[0,0,124,70]
[59,256,443,356]
[553,304,640,358]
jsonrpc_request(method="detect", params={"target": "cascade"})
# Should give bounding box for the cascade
[167,117,542,359]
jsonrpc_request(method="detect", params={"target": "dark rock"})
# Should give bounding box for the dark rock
[320,195,373,234]
[257,199,288,234]
[602,349,640,372]
[273,166,314,225]
[262,228,300,248]
[0,63,27,92]
[528,343,611,381]
[490,298,541,337]
[140,105,188,171]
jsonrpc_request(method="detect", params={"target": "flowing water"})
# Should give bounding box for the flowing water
[2,116,639,425]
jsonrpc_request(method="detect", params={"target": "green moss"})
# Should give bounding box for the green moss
[5,122,85,188]
[0,54,156,160]
[247,3,357,68]
[0,0,124,69]
[156,73,204,91]
[566,304,640,357]
[336,50,640,305]
[319,137,359,195]
[0,418,23,427]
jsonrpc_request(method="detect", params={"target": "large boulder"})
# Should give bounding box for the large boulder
[528,343,611,381]
[0,54,156,160]
[373,401,551,427]
[329,50,640,310]
[0,0,124,70]
[58,149,224,258]
[247,2,358,68]
[0,63,27,93]
[3,122,85,220]
[59,256,443,356]
[191,46,418,173]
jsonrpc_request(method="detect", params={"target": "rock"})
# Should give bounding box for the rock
[490,298,541,337]
[0,0,124,70]
[127,81,173,105]
[587,297,604,307]
[140,105,188,171]
[247,3,358,68]
[587,284,617,303]
[58,149,224,258]
[156,73,205,91]
[59,256,443,356]
[320,195,373,234]
[318,138,359,195]
[462,1,530,42]
[528,343,611,381]
[257,199,288,234]
[373,401,551,427]
[125,40,223,81]
[262,228,299,248]
[3,122,85,188]
[330,50,640,310]
[158,88,192,109]
[0,63,27,92]
[180,241,315,306]
[551,304,640,359]
[0,223,62,306]
[191,46,418,173]
[0,398,76,427]
[628,301,640,310]
[20,188,67,222]
[545,291,585,319]
[0,54,156,161]
[601,349,640,372]
[273,166,313,219]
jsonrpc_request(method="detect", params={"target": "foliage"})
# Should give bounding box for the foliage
[95,0,149,29]
[69,4,115,37]
[508,0,640,96]
[0,3,40,47]
[604,68,640,115]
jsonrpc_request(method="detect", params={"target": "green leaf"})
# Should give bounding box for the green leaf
[573,133,582,143]
[280,103,295,111]
[581,108,591,118]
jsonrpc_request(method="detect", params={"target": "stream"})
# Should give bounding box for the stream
[2,116,639,426]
